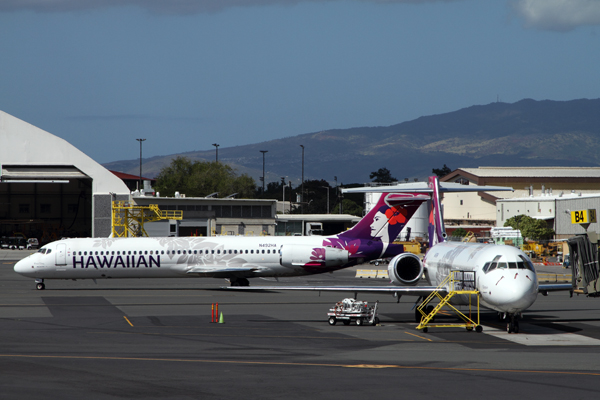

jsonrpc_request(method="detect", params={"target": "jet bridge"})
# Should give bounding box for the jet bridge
[568,233,600,297]
[567,208,600,297]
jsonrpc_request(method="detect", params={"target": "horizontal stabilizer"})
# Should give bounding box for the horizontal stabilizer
[342,181,513,194]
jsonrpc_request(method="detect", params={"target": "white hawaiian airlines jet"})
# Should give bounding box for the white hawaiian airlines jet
[229,177,573,333]
[14,191,430,290]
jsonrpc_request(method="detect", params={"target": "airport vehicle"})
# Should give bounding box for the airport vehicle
[14,190,429,290]
[369,258,390,266]
[327,298,379,326]
[229,177,574,333]
[27,238,39,250]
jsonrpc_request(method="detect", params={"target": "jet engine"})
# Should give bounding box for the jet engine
[280,245,349,268]
[387,253,423,286]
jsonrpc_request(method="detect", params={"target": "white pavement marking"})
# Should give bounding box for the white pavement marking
[484,325,600,346]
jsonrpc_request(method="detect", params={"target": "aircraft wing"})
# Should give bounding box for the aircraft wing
[225,285,442,297]
[538,283,574,294]
[186,265,264,275]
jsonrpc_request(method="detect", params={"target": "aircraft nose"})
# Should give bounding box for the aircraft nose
[482,270,537,313]
[14,257,34,277]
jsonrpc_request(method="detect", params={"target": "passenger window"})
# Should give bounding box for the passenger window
[251,250,254,254]
[217,250,220,254]
[145,251,148,255]
[262,250,265,254]
[177,250,181,254]
[245,250,248,254]
[84,251,87,256]
[161,250,164,255]
[234,250,237,254]
[229,250,232,254]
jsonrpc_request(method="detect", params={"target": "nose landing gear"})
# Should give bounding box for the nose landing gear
[35,279,45,290]
[506,314,520,334]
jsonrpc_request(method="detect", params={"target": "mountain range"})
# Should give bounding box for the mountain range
[102,98,600,186]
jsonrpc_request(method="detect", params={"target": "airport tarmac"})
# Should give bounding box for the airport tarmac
[2,251,600,399]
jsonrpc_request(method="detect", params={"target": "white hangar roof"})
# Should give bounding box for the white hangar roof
[0,110,129,195]
[457,167,600,179]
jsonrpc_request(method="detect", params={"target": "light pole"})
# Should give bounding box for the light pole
[334,176,339,214]
[300,145,304,214]
[321,186,330,214]
[212,143,219,163]
[260,150,268,197]
[281,176,286,213]
[136,138,146,191]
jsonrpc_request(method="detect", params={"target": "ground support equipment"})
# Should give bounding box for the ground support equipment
[327,298,379,326]
[416,270,482,333]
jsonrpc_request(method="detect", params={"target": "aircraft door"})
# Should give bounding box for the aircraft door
[55,243,67,266]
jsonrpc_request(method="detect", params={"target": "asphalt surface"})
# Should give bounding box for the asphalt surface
[2,249,600,399]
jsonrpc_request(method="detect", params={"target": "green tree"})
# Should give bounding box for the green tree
[451,227,467,239]
[341,199,363,217]
[432,164,451,177]
[369,167,397,183]
[504,214,554,241]
[154,157,256,198]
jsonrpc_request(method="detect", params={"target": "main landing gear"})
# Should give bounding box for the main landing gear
[35,279,45,290]
[228,277,250,287]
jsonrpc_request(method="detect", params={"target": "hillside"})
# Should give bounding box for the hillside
[102,98,600,185]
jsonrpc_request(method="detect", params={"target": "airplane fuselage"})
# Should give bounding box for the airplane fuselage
[14,234,390,284]
[424,241,539,314]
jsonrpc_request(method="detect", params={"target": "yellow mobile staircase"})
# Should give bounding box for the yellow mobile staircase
[111,201,183,238]
[416,270,482,333]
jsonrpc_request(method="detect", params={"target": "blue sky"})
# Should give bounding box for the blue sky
[1,0,599,164]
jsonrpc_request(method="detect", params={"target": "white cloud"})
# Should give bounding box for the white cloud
[513,0,600,31]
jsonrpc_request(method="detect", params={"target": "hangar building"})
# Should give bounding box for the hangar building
[0,110,130,242]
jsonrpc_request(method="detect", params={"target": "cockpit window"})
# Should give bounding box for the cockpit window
[482,262,491,273]
[518,255,536,272]
[484,255,503,274]
[37,248,47,254]
[508,262,517,269]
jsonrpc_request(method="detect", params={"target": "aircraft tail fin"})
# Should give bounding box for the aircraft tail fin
[428,176,447,247]
[339,192,428,243]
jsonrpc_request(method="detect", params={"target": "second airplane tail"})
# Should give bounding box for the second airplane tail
[427,176,447,248]
[339,191,428,243]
